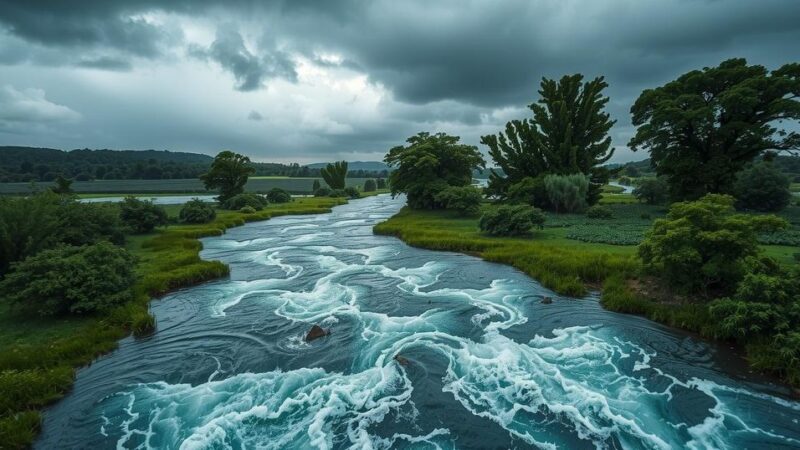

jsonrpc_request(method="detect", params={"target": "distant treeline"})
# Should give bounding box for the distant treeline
[612,155,800,181]
[0,147,390,182]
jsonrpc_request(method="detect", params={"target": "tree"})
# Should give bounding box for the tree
[732,162,792,212]
[629,58,800,201]
[50,175,73,195]
[0,242,136,316]
[633,177,669,205]
[119,197,168,233]
[377,178,387,189]
[434,186,483,216]
[639,194,786,297]
[200,151,255,202]
[479,205,546,236]
[312,179,321,192]
[482,74,615,205]
[543,174,589,213]
[363,179,377,192]
[179,199,216,224]
[385,132,485,209]
[320,161,348,190]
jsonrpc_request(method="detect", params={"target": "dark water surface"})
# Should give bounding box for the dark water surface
[38,195,800,449]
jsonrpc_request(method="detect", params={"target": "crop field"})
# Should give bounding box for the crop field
[0,177,373,195]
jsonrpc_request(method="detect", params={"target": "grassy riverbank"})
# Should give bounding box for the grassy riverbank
[0,196,347,448]
[374,202,800,387]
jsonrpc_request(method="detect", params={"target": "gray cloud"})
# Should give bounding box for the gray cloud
[247,110,263,121]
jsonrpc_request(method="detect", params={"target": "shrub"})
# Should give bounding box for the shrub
[479,205,545,236]
[266,188,292,203]
[314,187,332,197]
[434,185,483,215]
[633,178,669,205]
[543,174,589,213]
[343,186,360,199]
[363,179,377,192]
[329,189,346,198]
[586,205,613,219]
[377,178,387,189]
[59,200,126,246]
[0,242,136,316]
[179,199,216,224]
[507,176,550,208]
[733,162,792,212]
[223,193,268,211]
[638,194,787,297]
[312,179,321,192]
[119,196,168,233]
[239,205,256,214]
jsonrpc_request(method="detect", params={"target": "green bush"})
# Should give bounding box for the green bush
[363,179,377,192]
[544,174,589,213]
[507,176,551,209]
[733,162,792,212]
[239,205,256,214]
[0,242,136,316]
[586,205,613,219]
[223,193,268,211]
[343,186,360,199]
[119,196,168,233]
[434,185,483,215]
[479,205,545,236]
[639,194,787,297]
[632,178,669,205]
[179,199,216,224]
[312,179,321,192]
[377,178,387,189]
[266,188,292,203]
[314,187,332,197]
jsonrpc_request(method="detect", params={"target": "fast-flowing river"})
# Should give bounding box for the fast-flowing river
[38,194,800,449]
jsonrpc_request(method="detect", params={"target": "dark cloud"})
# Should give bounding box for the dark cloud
[247,110,263,121]
[76,57,132,71]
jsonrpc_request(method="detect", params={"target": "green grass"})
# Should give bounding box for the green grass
[790,183,799,193]
[598,193,637,204]
[0,196,348,448]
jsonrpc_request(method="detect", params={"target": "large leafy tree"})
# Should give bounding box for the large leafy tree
[200,151,255,202]
[385,132,485,209]
[320,161,348,190]
[629,58,800,201]
[482,74,615,205]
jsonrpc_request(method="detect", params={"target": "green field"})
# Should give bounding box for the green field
[0,177,374,195]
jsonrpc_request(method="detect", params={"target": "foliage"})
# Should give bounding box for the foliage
[632,177,669,205]
[119,196,168,233]
[482,74,615,205]
[506,176,549,208]
[239,205,256,214]
[312,179,321,192]
[179,199,216,224]
[433,185,483,216]
[586,205,613,219]
[343,186,360,199]
[0,242,136,316]
[733,162,792,212]
[199,150,255,202]
[320,161,348,190]
[266,188,292,203]
[544,174,589,213]
[363,179,377,192]
[638,194,787,296]
[384,132,485,209]
[377,178,387,189]
[629,58,800,201]
[222,193,268,211]
[479,205,545,236]
[314,187,332,197]
[50,175,73,195]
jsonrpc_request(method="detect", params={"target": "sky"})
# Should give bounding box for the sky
[0,0,799,164]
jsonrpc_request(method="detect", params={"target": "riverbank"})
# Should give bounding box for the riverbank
[0,196,349,448]
[373,205,799,388]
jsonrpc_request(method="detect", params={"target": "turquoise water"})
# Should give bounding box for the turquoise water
[37,194,800,449]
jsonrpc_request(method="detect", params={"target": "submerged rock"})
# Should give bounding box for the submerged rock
[393,354,410,366]
[541,296,553,304]
[305,324,329,342]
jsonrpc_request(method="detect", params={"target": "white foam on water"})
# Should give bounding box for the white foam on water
[281,224,320,234]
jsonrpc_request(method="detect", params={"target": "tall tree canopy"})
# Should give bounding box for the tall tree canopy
[629,58,800,201]
[385,132,485,209]
[199,151,255,202]
[481,74,615,205]
[320,161,348,190]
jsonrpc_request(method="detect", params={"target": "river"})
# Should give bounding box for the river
[37,194,800,449]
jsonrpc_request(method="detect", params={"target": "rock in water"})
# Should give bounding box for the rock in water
[393,354,410,366]
[541,296,553,304]
[305,324,329,342]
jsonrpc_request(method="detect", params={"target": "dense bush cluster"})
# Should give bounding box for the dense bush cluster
[179,199,216,224]
[586,205,613,219]
[314,187,331,197]
[434,186,483,215]
[363,179,377,192]
[544,174,589,213]
[223,193,268,211]
[633,178,669,205]
[733,162,792,212]
[120,196,169,233]
[266,188,292,203]
[479,205,545,236]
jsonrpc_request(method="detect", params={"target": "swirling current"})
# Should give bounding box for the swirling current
[37,194,800,449]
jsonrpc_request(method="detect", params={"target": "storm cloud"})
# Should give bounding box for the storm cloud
[0,0,798,162]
